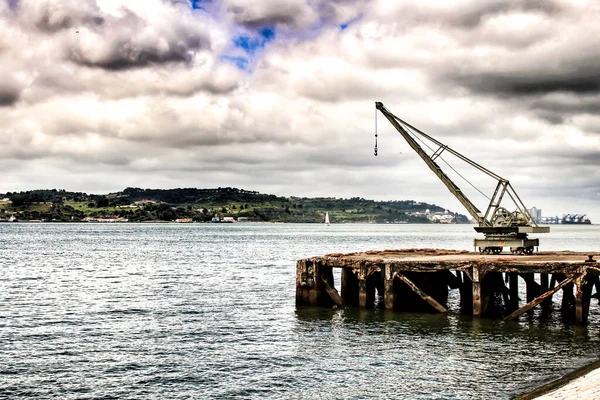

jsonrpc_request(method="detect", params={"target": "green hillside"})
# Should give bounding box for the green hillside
[0,188,469,223]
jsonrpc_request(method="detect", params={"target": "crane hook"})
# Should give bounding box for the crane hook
[374,134,378,156]
[374,107,378,156]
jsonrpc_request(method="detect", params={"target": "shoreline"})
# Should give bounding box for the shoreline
[516,359,600,399]
[0,220,464,224]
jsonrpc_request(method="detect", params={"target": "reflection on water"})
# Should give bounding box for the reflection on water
[0,223,599,399]
[294,307,598,399]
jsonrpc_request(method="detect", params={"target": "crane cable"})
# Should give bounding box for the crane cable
[375,108,490,201]
[401,121,491,201]
[374,107,378,156]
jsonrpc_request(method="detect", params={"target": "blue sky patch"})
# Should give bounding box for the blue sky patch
[219,20,278,71]
[220,55,249,71]
[233,35,261,56]
[339,16,362,31]
[233,25,276,57]
[259,26,276,41]
[191,0,210,10]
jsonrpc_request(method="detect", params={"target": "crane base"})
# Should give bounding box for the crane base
[474,238,540,255]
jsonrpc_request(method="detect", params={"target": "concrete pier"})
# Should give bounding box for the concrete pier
[296,249,600,324]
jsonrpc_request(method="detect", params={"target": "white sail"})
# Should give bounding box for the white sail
[325,212,330,225]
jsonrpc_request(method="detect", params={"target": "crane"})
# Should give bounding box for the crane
[375,102,549,255]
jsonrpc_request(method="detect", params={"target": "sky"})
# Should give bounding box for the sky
[1,0,599,221]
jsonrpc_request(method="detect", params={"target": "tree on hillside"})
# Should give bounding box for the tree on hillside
[10,194,28,207]
[96,197,109,207]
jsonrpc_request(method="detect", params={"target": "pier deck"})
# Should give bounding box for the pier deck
[296,249,600,324]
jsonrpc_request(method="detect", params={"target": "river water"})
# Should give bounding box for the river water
[1,223,599,399]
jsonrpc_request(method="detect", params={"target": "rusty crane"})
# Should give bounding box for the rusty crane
[374,102,549,254]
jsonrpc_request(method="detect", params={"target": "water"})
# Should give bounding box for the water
[1,223,600,399]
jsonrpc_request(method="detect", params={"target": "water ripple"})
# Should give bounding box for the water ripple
[1,223,600,399]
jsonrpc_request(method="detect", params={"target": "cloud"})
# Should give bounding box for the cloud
[64,4,211,70]
[1,0,600,222]
[0,76,22,106]
[355,0,600,101]
[0,0,240,106]
[227,3,304,29]
[373,0,561,30]
[18,0,103,33]
[446,60,600,97]
[223,0,364,31]
[531,94,600,117]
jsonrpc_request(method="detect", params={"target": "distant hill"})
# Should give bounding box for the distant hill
[0,187,470,223]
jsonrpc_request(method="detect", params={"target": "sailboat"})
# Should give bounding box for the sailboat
[325,212,330,225]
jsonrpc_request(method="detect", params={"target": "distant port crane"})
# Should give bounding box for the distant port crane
[542,214,592,224]
[374,102,549,254]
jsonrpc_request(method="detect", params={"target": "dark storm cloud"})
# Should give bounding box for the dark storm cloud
[454,71,600,96]
[531,96,600,117]
[545,149,600,166]
[73,36,202,70]
[0,78,22,106]
[436,35,600,99]
[7,1,212,71]
[226,0,363,30]
[228,5,298,29]
[0,88,20,106]
[69,10,210,70]
[413,2,600,101]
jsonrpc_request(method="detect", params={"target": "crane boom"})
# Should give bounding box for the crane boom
[374,102,548,255]
[375,102,485,224]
